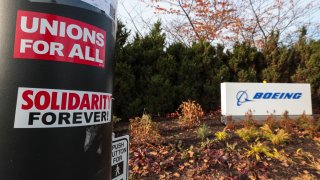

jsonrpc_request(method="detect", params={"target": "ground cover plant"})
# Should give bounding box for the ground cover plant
[114,110,320,179]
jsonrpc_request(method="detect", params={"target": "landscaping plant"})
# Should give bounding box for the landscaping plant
[112,115,122,128]
[129,114,161,144]
[197,124,210,141]
[296,113,316,136]
[279,111,294,133]
[270,129,290,145]
[236,127,260,142]
[246,142,273,161]
[261,124,290,145]
[242,110,256,128]
[177,100,204,127]
[215,131,229,141]
[260,124,273,139]
[265,114,279,130]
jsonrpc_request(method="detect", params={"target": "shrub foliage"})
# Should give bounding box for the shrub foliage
[114,21,320,119]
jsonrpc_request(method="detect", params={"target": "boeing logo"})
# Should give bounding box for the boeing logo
[253,92,302,99]
[236,91,302,106]
[236,90,252,106]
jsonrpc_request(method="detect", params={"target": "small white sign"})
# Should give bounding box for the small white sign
[112,135,129,180]
[221,82,312,116]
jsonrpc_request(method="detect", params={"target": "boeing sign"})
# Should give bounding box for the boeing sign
[236,90,252,106]
[236,91,303,106]
[221,83,312,116]
[253,92,302,100]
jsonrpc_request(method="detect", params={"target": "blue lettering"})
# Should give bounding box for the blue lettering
[279,93,285,99]
[293,93,302,99]
[253,92,263,99]
[272,93,280,99]
[251,92,302,101]
[284,93,293,99]
[263,93,272,99]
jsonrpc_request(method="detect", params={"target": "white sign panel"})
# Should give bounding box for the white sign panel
[112,135,129,180]
[14,87,112,128]
[221,83,312,116]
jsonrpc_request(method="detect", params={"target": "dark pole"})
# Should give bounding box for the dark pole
[0,1,116,179]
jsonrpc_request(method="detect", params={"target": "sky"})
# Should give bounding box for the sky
[116,0,320,43]
[117,0,158,36]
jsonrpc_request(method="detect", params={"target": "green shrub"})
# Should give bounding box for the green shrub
[197,124,210,141]
[112,115,122,128]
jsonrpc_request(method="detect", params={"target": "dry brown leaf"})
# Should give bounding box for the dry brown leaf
[281,162,289,167]
[173,172,181,178]
[159,174,166,179]
[132,166,139,171]
[184,162,191,167]
[150,151,158,156]
[188,150,194,158]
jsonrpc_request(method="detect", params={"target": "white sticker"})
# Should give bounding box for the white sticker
[14,87,112,128]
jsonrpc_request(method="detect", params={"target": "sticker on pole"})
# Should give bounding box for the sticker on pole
[14,10,107,68]
[112,135,129,180]
[14,87,112,128]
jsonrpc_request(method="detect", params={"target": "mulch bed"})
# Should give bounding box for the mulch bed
[114,113,320,179]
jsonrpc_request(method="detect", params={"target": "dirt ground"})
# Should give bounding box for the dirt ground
[114,113,320,179]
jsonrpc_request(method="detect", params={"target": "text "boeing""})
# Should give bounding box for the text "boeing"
[253,92,302,99]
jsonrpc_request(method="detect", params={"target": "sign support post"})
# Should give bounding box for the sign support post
[0,1,117,179]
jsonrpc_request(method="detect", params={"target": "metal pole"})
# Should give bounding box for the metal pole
[0,1,116,179]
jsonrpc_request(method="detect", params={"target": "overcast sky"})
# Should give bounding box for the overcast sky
[117,0,160,36]
[116,0,320,42]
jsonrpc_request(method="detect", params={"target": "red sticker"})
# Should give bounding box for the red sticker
[14,10,106,68]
